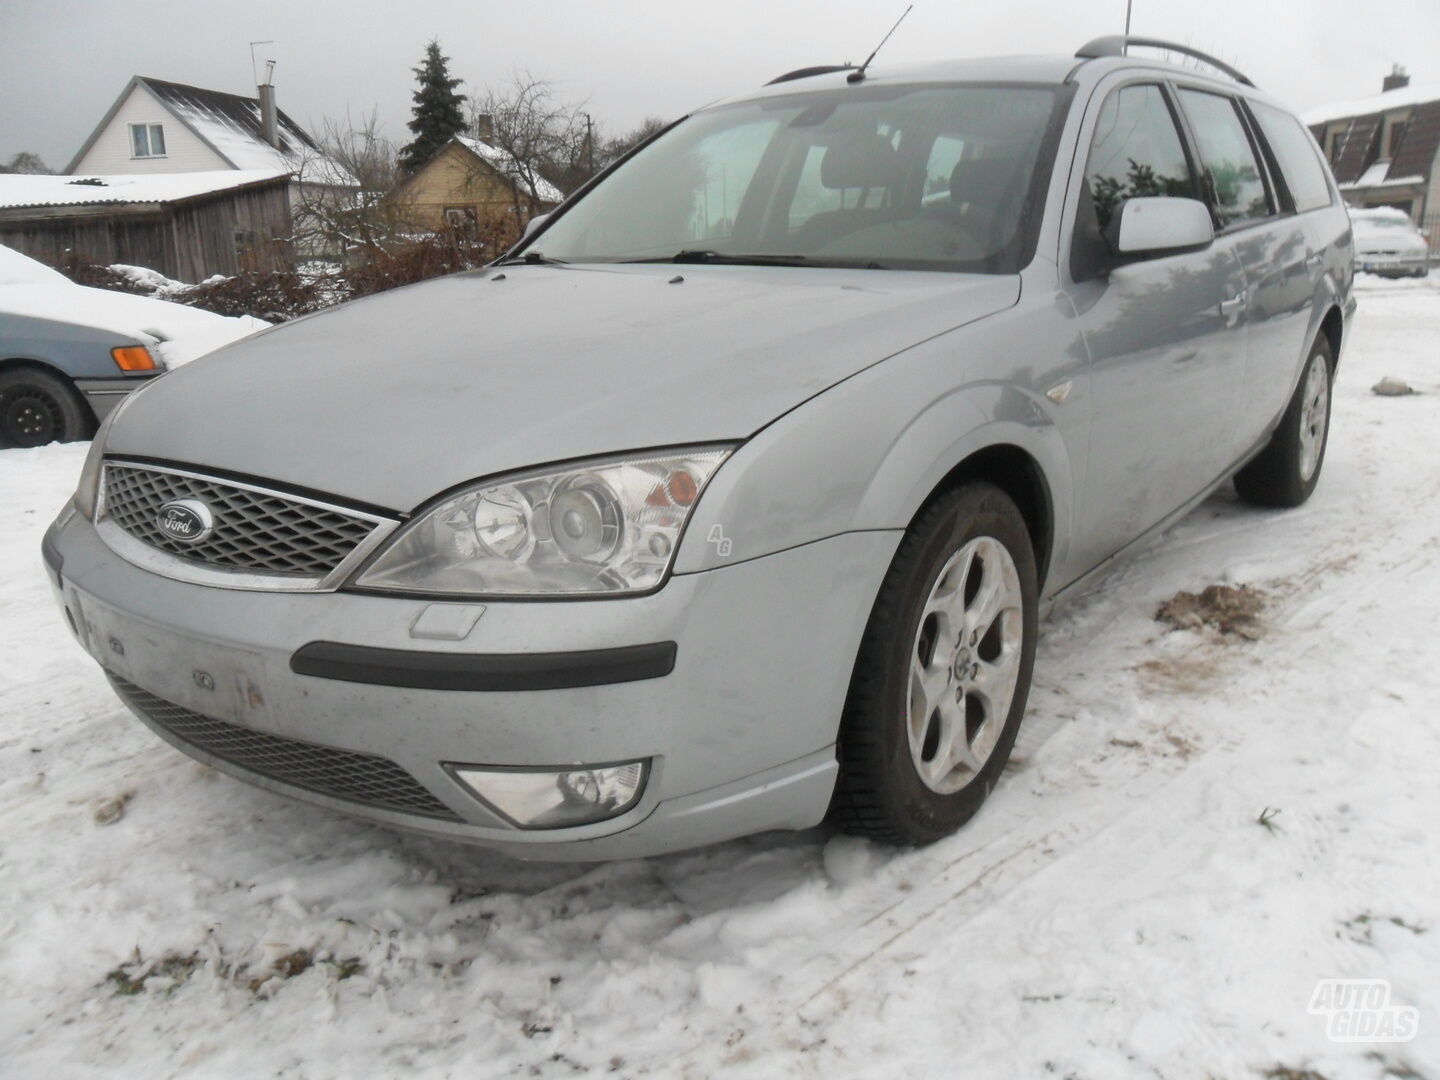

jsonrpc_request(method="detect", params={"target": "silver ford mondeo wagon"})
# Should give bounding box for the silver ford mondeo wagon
[44,38,1354,859]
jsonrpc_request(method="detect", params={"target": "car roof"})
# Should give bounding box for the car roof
[718,51,1283,113]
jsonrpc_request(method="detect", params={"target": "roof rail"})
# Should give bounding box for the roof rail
[1075,35,1256,88]
[766,64,856,86]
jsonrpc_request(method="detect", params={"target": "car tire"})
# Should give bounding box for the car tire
[833,482,1038,846]
[1234,335,1334,509]
[0,367,93,449]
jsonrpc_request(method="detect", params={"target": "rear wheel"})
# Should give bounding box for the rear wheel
[1234,335,1334,508]
[0,367,91,448]
[833,483,1038,845]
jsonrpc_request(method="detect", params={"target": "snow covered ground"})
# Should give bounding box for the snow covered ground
[1,276,1437,1079]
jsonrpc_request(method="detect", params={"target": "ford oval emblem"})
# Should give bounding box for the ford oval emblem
[156,498,214,543]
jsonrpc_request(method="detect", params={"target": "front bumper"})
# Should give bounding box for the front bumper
[1357,253,1430,276]
[45,509,898,859]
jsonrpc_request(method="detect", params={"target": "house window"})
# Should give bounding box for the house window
[129,122,167,158]
[1326,125,1345,164]
[444,206,479,238]
[1385,117,1408,159]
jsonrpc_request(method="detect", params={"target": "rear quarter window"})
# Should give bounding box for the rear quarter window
[1249,101,1335,213]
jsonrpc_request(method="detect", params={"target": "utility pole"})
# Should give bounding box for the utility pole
[584,112,595,176]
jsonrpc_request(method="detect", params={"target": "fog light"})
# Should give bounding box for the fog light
[449,760,648,829]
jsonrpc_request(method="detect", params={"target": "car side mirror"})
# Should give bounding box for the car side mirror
[1104,197,1215,259]
[522,213,551,240]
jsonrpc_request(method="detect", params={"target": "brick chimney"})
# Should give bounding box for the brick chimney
[475,113,495,143]
[1383,64,1410,93]
[258,59,280,149]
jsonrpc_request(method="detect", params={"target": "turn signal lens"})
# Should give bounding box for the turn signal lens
[111,346,157,372]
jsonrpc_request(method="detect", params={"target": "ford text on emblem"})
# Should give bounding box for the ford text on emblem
[156,499,214,543]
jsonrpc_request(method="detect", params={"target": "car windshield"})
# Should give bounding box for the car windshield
[527,83,1069,274]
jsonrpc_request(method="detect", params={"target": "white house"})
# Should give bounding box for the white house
[66,74,353,209]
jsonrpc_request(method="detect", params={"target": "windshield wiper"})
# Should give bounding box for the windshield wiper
[494,250,567,266]
[667,250,810,265]
[626,250,889,269]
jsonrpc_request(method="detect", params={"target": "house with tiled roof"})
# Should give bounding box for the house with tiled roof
[1304,67,1440,253]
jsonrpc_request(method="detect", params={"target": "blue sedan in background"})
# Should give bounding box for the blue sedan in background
[0,244,264,447]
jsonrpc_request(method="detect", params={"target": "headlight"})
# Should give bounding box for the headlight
[73,409,118,521]
[353,447,732,596]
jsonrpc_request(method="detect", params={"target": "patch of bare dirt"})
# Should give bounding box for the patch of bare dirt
[1156,584,1266,640]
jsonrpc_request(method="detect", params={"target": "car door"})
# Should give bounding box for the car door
[1174,86,1311,446]
[1061,79,1250,574]
[1246,98,1351,406]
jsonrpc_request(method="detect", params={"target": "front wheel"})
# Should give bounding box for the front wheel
[0,367,92,448]
[1234,335,1334,508]
[833,483,1038,846]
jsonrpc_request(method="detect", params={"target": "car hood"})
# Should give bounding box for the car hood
[106,263,1018,511]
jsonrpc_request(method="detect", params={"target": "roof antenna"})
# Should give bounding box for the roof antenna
[249,40,274,86]
[847,5,914,83]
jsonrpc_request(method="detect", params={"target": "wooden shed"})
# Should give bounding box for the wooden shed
[0,170,292,281]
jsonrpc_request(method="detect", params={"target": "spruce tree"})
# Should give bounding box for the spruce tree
[398,40,467,173]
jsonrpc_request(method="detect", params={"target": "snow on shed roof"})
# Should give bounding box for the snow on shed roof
[1302,82,1440,126]
[0,170,290,210]
[455,136,565,204]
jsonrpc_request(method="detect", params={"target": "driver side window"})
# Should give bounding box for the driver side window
[1085,84,1197,232]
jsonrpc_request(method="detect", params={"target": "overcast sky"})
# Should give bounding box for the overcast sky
[5,0,1439,169]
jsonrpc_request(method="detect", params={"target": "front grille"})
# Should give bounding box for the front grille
[103,464,379,576]
[108,674,463,822]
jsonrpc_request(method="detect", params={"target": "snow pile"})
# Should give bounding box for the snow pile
[0,276,1436,1077]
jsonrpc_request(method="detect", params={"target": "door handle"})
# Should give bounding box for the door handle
[1219,290,1247,326]
[1305,251,1324,278]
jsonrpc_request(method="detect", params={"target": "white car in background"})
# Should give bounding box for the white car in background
[0,244,266,446]
[1349,207,1430,278]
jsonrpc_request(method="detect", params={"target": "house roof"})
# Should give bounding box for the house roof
[454,136,565,204]
[66,76,354,185]
[1309,96,1440,190]
[1301,82,1440,126]
[0,170,290,210]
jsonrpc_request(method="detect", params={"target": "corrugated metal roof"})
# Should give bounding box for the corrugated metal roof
[0,170,290,210]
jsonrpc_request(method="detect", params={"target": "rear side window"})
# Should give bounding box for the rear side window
[1177,89,1272,229]
[1085,83,1197,231]
[1249,101,1334,213]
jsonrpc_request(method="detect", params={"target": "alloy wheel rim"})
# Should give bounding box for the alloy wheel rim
[1298,354,1330,483]
[906,535,1024,794]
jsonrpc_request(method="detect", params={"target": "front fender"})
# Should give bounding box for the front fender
[674,295,1085,587]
